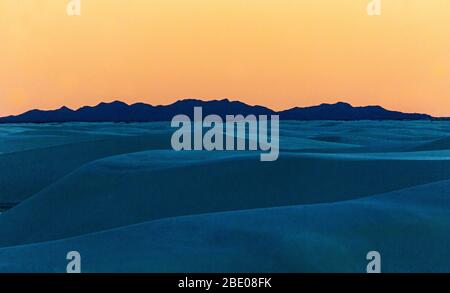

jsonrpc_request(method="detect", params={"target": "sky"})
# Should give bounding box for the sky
[0,0,449,117]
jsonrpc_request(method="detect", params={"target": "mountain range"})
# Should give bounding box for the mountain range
[0,99,433,123]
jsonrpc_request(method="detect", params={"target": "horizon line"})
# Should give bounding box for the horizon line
[0,98,440,119]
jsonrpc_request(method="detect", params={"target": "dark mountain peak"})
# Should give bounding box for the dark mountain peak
[168,98,256,110]
[97,100,129,107]
[131,102,154,107]
[364,104,384,109]
[173,98,233,105]
[317,102,352,108]
[334,101,352,107]
[170,98,203,105]
[58,106,73,112]
[280,101,431,121]
[0,99,433,123]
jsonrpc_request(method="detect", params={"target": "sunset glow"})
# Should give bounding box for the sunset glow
[0,0,449,116]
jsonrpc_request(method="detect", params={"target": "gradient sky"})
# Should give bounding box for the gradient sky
[0,0,449,117]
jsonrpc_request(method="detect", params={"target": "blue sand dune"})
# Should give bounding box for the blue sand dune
[0,121,449,272]
[0,122,175,204]
[1,149,450,247]
[0,121,447,205]
[0,180,449,273]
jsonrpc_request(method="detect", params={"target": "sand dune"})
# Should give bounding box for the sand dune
[1,149,450,247]
[410,136,450,151]
[0,180,449,272]
[0,121,449,272]
[0,133,172,203]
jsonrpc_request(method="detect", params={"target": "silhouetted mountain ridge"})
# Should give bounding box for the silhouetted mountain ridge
[0,99,432,123]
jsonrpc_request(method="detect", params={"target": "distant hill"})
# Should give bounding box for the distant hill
[0,99,432,123]
[279,102,432,120]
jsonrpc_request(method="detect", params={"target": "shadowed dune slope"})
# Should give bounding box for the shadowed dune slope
[410,136,450,151]
[0,180,449,273]
[0,150,450,247]
[0,134,171,203]
[1,121,449,205]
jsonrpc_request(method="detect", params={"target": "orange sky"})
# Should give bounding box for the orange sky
[0,0,449,117]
